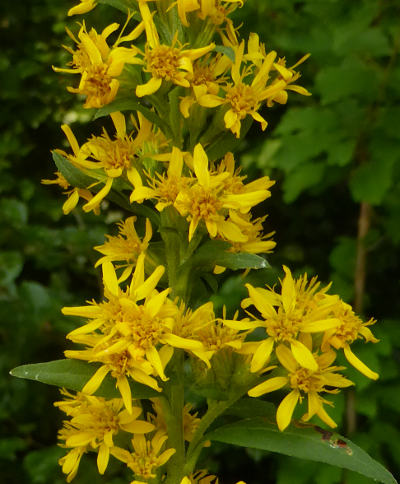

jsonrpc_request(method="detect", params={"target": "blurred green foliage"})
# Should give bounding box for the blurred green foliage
[1,0,399,483]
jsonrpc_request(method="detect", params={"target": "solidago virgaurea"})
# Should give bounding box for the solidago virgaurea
[11,1,388,483]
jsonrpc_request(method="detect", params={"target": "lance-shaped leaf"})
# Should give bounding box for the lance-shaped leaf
[207,417,397,484]
[52,151,93,188]
[98,0,135,13]
[190,240,269,271]
[94,97,169,134]
[214,45,235,63]
[10,359,159,399]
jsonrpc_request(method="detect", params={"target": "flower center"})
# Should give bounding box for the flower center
[266,311,301,342]
[225,83,259,119]
[290,368,323,394]
[189,186,223,221]
[88,135,135,174]
[82,65,113,98]
[115,305,164,353]
[146,45,181,81]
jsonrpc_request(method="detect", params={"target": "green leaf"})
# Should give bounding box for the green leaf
[207,418,397,484]
[191,240,269,271]
[224,397,276,420]
[10,359,159,399]
[98,0,135,13]
[214,45,235,63]
[315,61,379,105]
[0,251,23,286]
[349,156,396,205]
[52,151,93,189]
[0,198,28,226]
[283,162,325,203]
[94,97,169,133]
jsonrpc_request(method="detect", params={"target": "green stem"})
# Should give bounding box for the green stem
[184,392,245,475]
[162,351,186,484]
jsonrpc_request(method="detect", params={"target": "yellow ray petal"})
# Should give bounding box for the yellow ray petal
[102,261,119,296]
[82,178,113,212]
[82,365,110,394]
[97,443,109,475]
[110,111,126,138]
[316,405,337,428]
[343,344,379,380]
[281,265,296,313]
[301,318,341,333]
[146,346,167,380]
[290,340,318,372]
[275,344,298,373]
[117,375,133,414]
[245,284,276,319]
[136,76,162,97]
[134,265,166,301]
[193,143,210,188]
[276,390,299,431]
[248,376,287,397]
[250,338,274,373]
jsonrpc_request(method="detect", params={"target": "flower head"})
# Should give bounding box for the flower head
[63,256,203,409]
[136,2,215,97]
[59,112,155,212]
[54,18,143,107]
[195,37,310,137]
[94,216,153,282]
[55,390,154,480]
[41,171,100,214]
[248,345,353,431]
[322,301,379,380]
[228,266,341,373]
[174,144,273,241]
[111,431,176,481]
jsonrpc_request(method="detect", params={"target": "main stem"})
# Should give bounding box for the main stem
[162,351,186,484]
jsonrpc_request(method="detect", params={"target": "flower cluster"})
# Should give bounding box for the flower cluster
[232,266,378,430]
[44,1,380,483]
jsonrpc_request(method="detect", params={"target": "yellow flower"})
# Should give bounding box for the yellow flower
[175,0,243,27]
[136,1,215,96]
[248,345,353,431]
[68,0,97,16]
[60,112,153,213]
[224,212,276,255]
[63,256,203,409]
[267,54,312,107]
[174,144,272,241]
[41,171,100,215]
[181,472,245,484]
[110,431,176,481]
[130,146,190,209]
[227,266,341,373]
[54,18,143,108]
[150,399,201,442]
[196,38,310,137]
[196,40,278,137]
[321,301,379,380]
[55,390,154,480]
[94,216,153,282]
[180,470,219,483]
[180,53,231,118]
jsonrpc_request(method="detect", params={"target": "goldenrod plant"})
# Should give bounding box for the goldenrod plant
[11,1,397,483]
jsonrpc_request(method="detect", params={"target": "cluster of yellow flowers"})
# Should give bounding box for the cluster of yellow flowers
[45,1,379,483]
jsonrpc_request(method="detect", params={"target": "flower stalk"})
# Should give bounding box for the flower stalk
[28,1,382,482]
